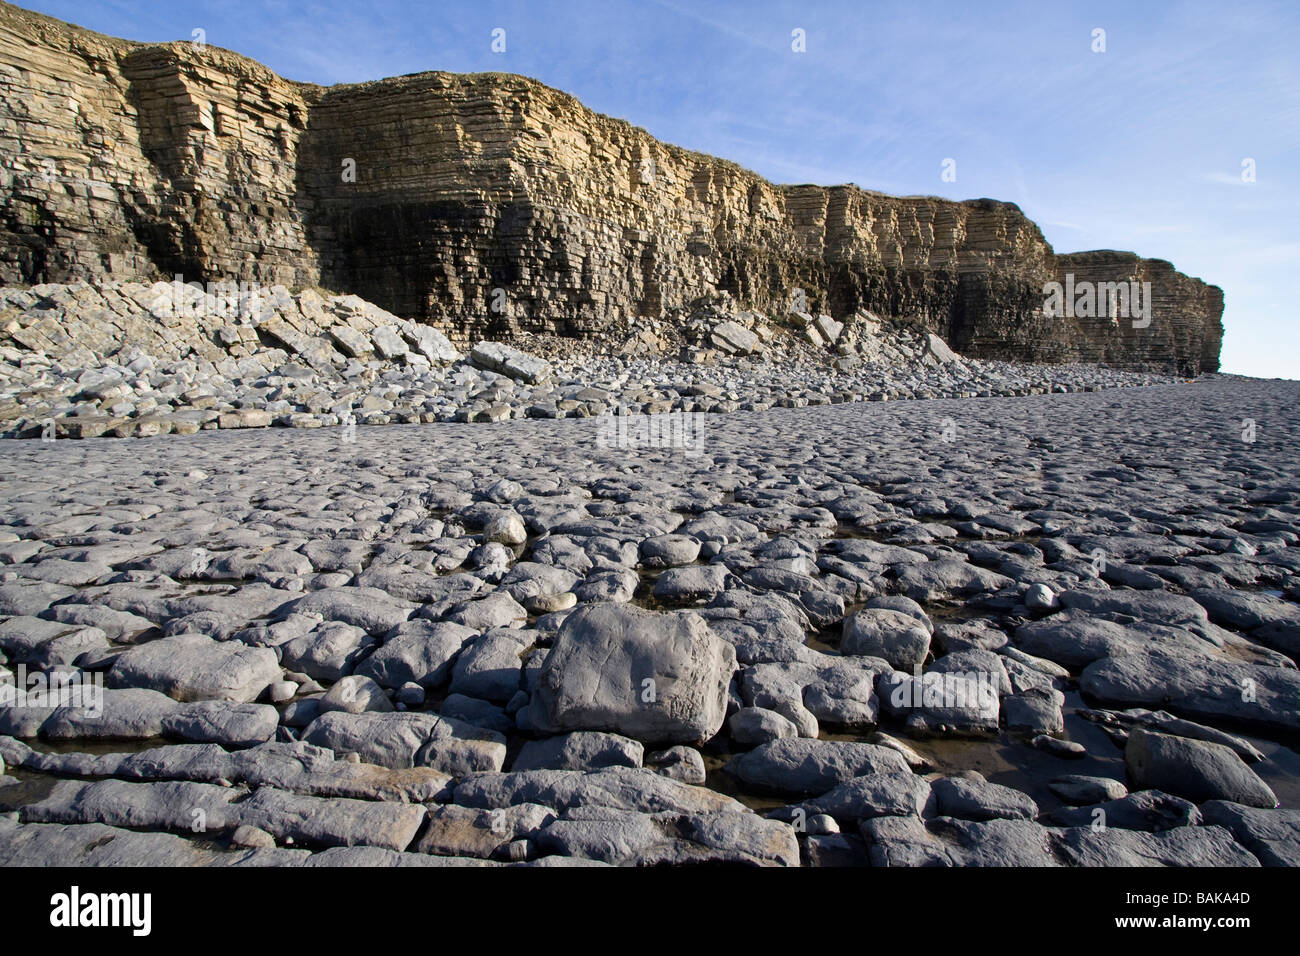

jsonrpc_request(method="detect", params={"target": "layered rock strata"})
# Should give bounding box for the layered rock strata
[0,2,1222,373]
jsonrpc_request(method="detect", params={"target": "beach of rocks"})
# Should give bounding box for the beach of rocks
[1,282,1178,440]
[1,372,1297,867]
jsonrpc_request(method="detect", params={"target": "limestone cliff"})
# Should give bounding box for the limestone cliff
[0,2,1223,373]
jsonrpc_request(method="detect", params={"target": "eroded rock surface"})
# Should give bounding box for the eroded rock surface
[1,375,1297,867]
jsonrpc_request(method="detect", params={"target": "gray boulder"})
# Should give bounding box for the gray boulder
[512,732,644,772]
[840,608,930,670]
[526,603,736,745]
[1080,650,1300,734]
[302,710,505,775]
[1125,730,1277,808]
[279,622,375,682]
[931,772,1038,821]
[108,633,280,703]
[1200,801,1300,866]
[355,620,476,689]
[470,341,552,384]
[1049,790,1202,832]
[453,766,743,815]
[449,629,533,702]
[725,738,911,796]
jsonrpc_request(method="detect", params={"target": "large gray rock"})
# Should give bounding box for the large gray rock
[415,803,554,859]
[1001,687,1065,735]
[4,739,452,804]
[158,701,280,748]
[405,324,460,363]
[652,565,731,602]
[1200,801,1300,866]
[470,341,552,384]
[281,587,415,635]
[512,732,644,772]
[108,633,280,703]
[369,324,409,360]
[534,805,798,866]
[0,819,306,867]
[1054,824,1260,867]
[0,617,110,666]
[1058,589,1209,626]
[638,534,701,569]
[794,771,932,822]
[453,766,743,815]
[931,772,1038,821]
[302,711,505,775]
[728,707,799,746]
[355,620,476,689]
[876,669,1000,736]
[725,738,911,796]
[525,603,737,745]
[0,581,74,617]
[1078,707,1264,762]
[1080,650,1300,734]
[1049,790,1202,832]
[840,608,930,670]
[319,675,394,715]
[891,560,1013,603]
[237,786,426,851]
[1048,775,1129,805]
[279,622,375,682]
[1191,588,1300,660]
[924,332,959,363]
[863,815,1060,867]
[22,778,425,851]
[709,320,759,355]
[448,629,533,702]
[1015,612,1213,670]
[1125,730,1278,808]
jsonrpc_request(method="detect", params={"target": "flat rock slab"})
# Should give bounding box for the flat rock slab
[726,738,912,796]
[863,815,1259,867]
[1,687,278,747]
[1080,650,1300,735]
[470,341,552,384]
[1200,801,1300,866]
[1125,729,1278,808]
[301,710,505,775]
[108,633,280,703]
[281,587,415,635]
[534,805,797,866]
[2,737,451,803]
[512,731,644,772]
[21,778,426,851]
[792,771,932,822]
[453,767,745,815]
[415,803,555,859]
[931,773,1039,821]
[0,817,306,867]
[356,621,476,688]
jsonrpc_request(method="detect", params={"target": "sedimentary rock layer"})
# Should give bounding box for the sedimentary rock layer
[0,2,1222,372]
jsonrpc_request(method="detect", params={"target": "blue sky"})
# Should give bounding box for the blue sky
[23,0,1300,378]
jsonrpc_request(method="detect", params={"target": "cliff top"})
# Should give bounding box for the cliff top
[0,0,1030,214]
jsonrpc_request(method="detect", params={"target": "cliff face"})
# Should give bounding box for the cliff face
[0,2,1223,373]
